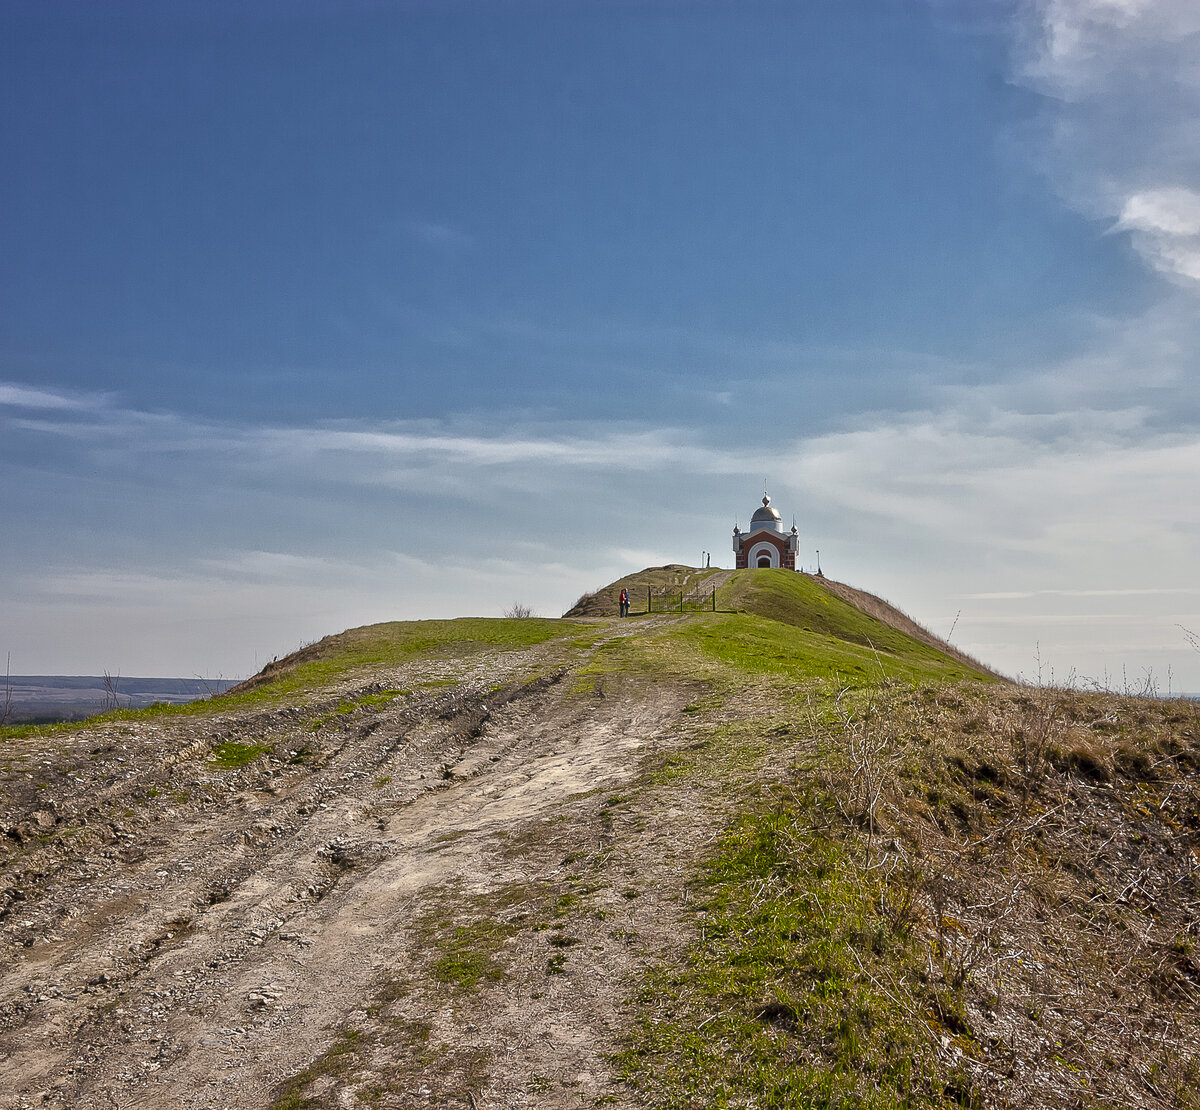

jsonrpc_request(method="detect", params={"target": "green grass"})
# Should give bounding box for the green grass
[676,612,968,686]
[272,1028,367,1110]
[207,740,270,769]
[308,688,405,730]
[0,618,584,741]
[573,571,992,695]
[724,571,912,644]
[701,572,990,684]
[242,618,585,702]
[567,565,728,617]
[617,790,972,1110]
[412,880,553,994]
[429,918,519,991]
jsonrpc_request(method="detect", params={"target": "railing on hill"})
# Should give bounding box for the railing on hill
[641,582,718,614]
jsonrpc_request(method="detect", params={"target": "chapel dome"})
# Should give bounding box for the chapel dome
[749,494,783,532]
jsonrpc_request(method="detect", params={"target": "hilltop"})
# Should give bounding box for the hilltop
[0,569,1197,1110]
[565,566,1000,678]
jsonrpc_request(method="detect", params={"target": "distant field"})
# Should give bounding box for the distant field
[2,676,239,723]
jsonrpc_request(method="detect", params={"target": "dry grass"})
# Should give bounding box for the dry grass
[814,684,1200,1109]
[618,679,1200,1109]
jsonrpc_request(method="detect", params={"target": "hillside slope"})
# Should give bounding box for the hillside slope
[567,567,1001,680]
[1,574,1197,1110]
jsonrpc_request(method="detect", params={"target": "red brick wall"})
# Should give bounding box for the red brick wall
[737,531,791,569]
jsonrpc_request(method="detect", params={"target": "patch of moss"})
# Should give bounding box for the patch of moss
[429,918,519,991]
[208,741,269,769]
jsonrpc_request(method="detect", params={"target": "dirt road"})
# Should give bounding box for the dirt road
[0,620,713,1109]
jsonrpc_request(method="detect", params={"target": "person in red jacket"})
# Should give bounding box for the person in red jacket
[619,588,629,617]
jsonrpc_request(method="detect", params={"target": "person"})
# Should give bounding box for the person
[619,588,629,617]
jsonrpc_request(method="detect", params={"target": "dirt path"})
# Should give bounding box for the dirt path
[0,618,720,1109]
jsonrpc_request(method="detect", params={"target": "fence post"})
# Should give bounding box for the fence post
[712,586,716,611]
[647,586,651,614]
[680,591,684,613]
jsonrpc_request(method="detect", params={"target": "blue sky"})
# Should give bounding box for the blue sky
[3,0,1200,689]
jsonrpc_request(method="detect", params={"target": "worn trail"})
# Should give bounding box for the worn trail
[0,619,710,1109]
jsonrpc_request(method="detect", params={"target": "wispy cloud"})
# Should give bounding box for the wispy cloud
[1115,187,1200,282]
[1,381,749,487]
[0,381,106,411]
[959,587,1200,600]
[260,425,742,473]
[792,402,1200,564]
[396,218,475,252]
[1016,0,1200,285]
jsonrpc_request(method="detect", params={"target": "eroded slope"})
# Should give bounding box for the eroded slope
[0,618,710,1109]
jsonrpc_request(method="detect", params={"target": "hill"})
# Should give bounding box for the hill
[0,568,1197,1110]
[567,566,1001,679]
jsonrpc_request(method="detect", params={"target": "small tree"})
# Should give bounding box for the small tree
[503,603,535,618]
[0,653,12,726]
[101,670,130,711]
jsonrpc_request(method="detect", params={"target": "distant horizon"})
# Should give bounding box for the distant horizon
[2,674,239,726]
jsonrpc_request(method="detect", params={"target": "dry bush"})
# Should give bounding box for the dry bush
[812,683,1200,1109]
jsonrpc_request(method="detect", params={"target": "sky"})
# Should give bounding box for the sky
[3,0,1200,690]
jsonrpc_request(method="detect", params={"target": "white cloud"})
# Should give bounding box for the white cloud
[1115,187,1200,282]
[1118,187,1200,238]
[960,587,1200,599]
[1016,0,1200,284]
[794,403,1199,562]
[257,425,732,472]
[0,381,104,411]
[1024,0,1200,94]
[1,383,754,502]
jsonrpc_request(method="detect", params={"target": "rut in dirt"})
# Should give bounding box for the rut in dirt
[0,628,700,1109]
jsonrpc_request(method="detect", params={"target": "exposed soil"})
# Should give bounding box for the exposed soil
[0,619,720,1110]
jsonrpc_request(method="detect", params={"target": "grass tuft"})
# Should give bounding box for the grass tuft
[207,740,269,769]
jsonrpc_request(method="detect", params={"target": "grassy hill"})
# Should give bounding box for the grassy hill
[1,568,1197,1110]
[568,567,999,687]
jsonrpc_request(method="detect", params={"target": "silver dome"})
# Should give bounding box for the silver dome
[749,494,783,532]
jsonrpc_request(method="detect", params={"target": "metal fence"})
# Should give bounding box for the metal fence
[641,583,718,614]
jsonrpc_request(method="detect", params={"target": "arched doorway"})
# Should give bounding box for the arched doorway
[747,541,781,569]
